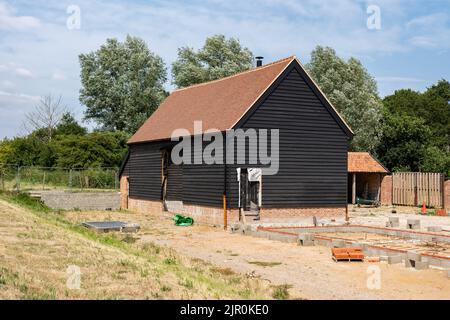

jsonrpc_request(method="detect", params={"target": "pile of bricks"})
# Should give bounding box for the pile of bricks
[332,247,364,262]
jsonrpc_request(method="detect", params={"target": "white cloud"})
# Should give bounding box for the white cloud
[0,90,40,102]
[52,70,65,80]
[0,0,448,137]
[0,2,41,31]
[406,13,450,49]
[14,67,34,78]
[376,76,425,83]
[406,13,449,29]
[0,63,34,78]
[1,80,14,88]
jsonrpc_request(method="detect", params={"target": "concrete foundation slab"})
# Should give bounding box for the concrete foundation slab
[387,217,400,228]
[407,219,421,230]
[388,255,403,264]
[331,239,346,248]
[427,226,443,232]
[407,251,421,262]
[415,261,429,270]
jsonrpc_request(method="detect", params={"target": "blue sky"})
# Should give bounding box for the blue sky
[0,0,449,138]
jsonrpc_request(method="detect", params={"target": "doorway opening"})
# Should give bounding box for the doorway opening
[238,168,262,220]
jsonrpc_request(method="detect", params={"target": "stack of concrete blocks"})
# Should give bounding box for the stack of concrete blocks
[407,219,421,230]
[297,233,315,246]
[427,226,443,232]
[387,255,403,264]
[386,216,400,228]
[405,251,429,270]
[331,239,346,248]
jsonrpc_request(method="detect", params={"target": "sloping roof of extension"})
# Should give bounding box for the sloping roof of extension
[128,55,353,144]
[348,152,389,173]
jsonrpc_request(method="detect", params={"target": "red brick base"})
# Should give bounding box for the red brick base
[380,175,393,206]
[445,180,450,214]
[128,197,163,213]
[126,196,345,226]
[259,206,345,224]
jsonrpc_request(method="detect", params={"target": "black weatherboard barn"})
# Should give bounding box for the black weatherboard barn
[120,56,353,226]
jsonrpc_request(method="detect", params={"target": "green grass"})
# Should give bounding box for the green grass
[1,191,52,213]
[0,191,272,300]
[0,266,57,300]
[272,284,291,300]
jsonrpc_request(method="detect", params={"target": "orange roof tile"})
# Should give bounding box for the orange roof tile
[348,152,389,173]
[128,56,295,144]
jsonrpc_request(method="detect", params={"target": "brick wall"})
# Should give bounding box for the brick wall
[127,196,344,226]
[445,180,450,213]
[380,175,393,205]
[128,197,163,213]
[259,207,345,224]
[120,175,129,209]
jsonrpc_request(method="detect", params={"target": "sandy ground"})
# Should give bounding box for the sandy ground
[64,206,450,300]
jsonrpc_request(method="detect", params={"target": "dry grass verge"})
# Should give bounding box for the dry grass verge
[0,192,273,299]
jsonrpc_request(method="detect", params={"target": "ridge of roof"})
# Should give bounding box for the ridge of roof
[292,57,354,136]
[173,55,297,93]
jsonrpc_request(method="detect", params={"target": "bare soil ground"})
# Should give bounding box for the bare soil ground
[348,205,450,230]
[63,206,450,300]
[0,198,273,299]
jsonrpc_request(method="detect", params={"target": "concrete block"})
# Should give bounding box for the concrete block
[414,261,429,270]
[331,239,346,248]
[407,251,421,262]
[407,219,420,230]
[298,233,314,241]
[388,255,403,264]
[387,217,400,228]
[298,239,314,246]
[314,238,330,247]
[427,226,443,232]
[405,259,414,268]
[230,223,241,233]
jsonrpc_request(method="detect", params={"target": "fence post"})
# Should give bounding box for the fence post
[69,169,72,192]
[115,168,119,190]
[16,166,21,192]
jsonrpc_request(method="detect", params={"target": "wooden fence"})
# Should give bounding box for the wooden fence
[393,172,445,207]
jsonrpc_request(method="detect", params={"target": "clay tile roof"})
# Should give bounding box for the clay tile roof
[128,56,295,144]
[348,152,389,173]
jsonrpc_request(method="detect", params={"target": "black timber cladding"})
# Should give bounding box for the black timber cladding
[128,141,167,200]
[226,65,349,208]
[125,59,350,208]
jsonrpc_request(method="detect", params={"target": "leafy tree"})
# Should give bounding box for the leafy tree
[376,111,431,172]
[420,146,450,176]
[421,80,450,150]
[379,79,450,174]
[55,112,87,136]
[54,131,128,168]
[79,35,167,133]
[305,46,383,154]
[383,82,449,149]
[2,136,57,167]
[0,139,13,164]
[172,34,253,88]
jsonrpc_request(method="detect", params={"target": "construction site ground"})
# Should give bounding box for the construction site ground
[63,205,450,300]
